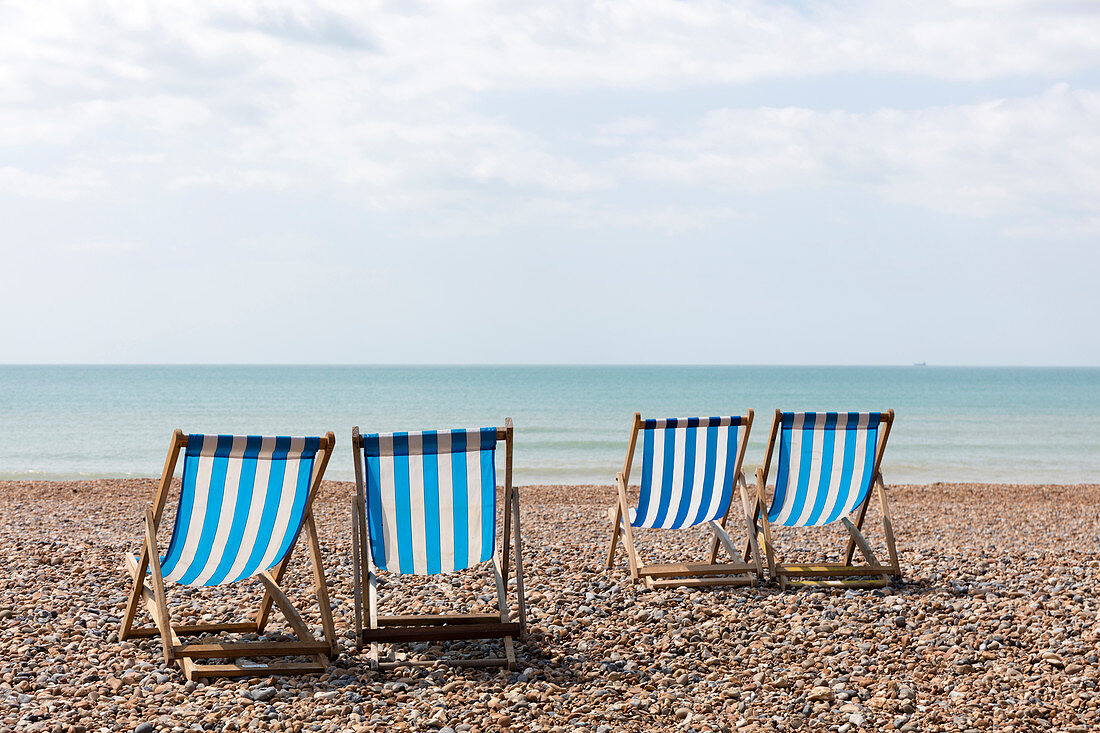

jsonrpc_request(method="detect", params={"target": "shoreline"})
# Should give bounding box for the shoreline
[3,479,1099,731]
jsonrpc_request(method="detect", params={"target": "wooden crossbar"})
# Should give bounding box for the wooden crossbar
[173,640,333,660]
[778,564,890,578]
[376,614,501,627]
[640,563,759,578]
[360,622,522,644]
[125,621,258,638]
[648,576,755,589]
[185,661,326,678]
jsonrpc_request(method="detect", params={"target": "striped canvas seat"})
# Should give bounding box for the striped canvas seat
[360,427,498,575]
[158,434,323,587]
[629,416,745,530]
[767,412,883,528]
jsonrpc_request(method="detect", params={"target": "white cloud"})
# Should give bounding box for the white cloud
[0,0,1098,233]
[620,84,1100,234]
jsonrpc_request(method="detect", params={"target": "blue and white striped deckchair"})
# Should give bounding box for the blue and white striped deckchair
[121,430,337,681]
[605,411,761,589]
[755,410,900,588]
[350,419,525,670]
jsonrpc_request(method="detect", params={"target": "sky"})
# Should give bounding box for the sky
[1,1,1099,365]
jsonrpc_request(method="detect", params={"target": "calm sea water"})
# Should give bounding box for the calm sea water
[1,365,1097,485]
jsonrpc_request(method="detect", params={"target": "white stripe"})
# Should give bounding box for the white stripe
[224,437,275,582]
[193,436,247,585]
[682,425,711,525]
[466,436,482,563]
[407,433,428,574]
[640,427,665,528]
[793,413,828,526]
[436,433,455,573]
[701,424,729,523]
[165,452,216,583]
[840,412,872,518]
[379,437,401,571]
[774,414,805,526]
[256,439,306,573]
[659,427,688,528]
[819,415,850,525]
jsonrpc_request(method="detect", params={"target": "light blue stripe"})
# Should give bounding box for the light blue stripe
[177,435,234,585]
[364,437,387,570]
[451,429,469,571]
[205,435,261,585]
[422,431,442,575]
[805,413,838,526]
[633,426,655,528]
[235,436,290,581]
[160,435,204,576]
[769,419,793,523]
[479,428,496,563]
[669,421,698,528]
[392,433,414,574]
[689,422,720,526]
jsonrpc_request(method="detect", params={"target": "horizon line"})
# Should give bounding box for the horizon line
[2,362,1099,369]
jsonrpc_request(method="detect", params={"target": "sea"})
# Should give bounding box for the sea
[1,365,1097,485]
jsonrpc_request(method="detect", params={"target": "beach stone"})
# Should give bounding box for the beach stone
[134,724,153,733]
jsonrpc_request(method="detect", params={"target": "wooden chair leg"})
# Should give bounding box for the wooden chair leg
[351,500,363,650]
[606,503,623,570]
[510,487,528,636]
[144,509,174,664]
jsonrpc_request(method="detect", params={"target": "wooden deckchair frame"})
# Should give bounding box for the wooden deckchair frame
[120,429,338,681]
[605,410,762,589]
[350,418,526,670]
[753,409,900,589]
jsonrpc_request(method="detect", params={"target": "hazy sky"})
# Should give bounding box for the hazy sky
[2,1,1098,365]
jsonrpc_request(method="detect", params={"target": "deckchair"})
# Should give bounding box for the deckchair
[350,419,526,670]
[604,411,761,589]
[754,410,900,589]
[121,430,338,681]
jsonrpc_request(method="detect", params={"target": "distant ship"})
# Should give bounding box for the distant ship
[913,361,927,367]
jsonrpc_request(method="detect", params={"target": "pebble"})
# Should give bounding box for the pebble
[2,478,1099,732]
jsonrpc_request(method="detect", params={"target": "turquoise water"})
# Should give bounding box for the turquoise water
[1,365,1098,485]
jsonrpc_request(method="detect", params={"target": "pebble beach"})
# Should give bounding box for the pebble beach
[3,479,1099,733]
